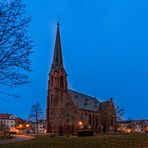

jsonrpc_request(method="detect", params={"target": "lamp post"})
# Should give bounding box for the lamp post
[26,124,30,128]
[79,121,83,129]
[26,124,30,134]
[19,124,23,134]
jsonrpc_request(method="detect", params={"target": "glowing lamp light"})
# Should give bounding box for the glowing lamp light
[127,128,131,133]
[26,124,30,128]
[19,124,23,128]
[79,121,83,125]
[145,126,148,131]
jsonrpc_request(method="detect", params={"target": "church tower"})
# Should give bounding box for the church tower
[46,22,68,133]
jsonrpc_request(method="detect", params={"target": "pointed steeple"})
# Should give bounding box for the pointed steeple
[52,22,63,71]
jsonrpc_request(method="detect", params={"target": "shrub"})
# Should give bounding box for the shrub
[78,130,94,137]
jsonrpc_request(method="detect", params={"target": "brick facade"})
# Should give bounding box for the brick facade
[46,23,116,133]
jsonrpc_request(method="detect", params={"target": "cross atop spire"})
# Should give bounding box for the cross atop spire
[52,22,64,71]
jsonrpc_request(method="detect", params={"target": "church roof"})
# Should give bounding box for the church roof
[68,89,100,112]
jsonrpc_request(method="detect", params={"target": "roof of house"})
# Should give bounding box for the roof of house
[68,89,100,112]
[118,120,148,124]
[15,118,26,124]
[0,113,15,120]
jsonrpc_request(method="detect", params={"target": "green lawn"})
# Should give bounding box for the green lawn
[0,134,148,148]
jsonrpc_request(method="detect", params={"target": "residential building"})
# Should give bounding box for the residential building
[0,114,16,131]
[118,120,148,133]
[0,113,29,134]
[29,120,46,134]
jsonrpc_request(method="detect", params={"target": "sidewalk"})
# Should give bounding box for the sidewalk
[0,135,34,145]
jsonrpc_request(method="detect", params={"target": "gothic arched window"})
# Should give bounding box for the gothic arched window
[60,76,64,88]
[81,113,84,120]
[50,94,53,105]
[89,114,92,125]
[51,76,53,86]
[95,116,98,124]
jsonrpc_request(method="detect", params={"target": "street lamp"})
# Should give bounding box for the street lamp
[79,121,83,129]
[79,121,82,126]
[26,124,30,128]
[19,124,23,128]
[18,124,23,134]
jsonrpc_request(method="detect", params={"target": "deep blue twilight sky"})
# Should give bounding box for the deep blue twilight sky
[0,0,148,120]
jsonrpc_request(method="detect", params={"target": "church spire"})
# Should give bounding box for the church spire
[52,22,63,71]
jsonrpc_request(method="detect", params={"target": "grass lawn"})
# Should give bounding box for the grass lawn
[0,133,148,148]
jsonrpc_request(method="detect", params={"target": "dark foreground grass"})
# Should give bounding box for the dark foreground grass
[0,133,148,148]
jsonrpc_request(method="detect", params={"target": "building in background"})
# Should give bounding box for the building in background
[0,113,30,134]
[28,120,46,134]
[118,120,148,133]
[46,23,116,134]
[0,113,15,133]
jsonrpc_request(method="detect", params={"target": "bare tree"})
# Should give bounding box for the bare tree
[0,0,32,93]
[114,105,124,133]
[60,96,78,136]
[115,105,124,122]
[28,102,44,134]
[49,96,78,136]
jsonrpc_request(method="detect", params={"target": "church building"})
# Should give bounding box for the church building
[46,22,116,134]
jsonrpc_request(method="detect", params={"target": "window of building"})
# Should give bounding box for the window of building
[111,118,114,126]
[75,95,78,98]
[60,76,64,88]
[95,116,98,124]
[85,98,88,106]
[50,94,53,105]
[88,114,92,125]
[143,121,148,127]
[81,113,84,120]
[51,76,53,86]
